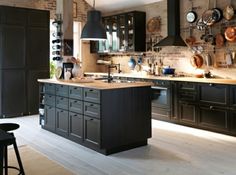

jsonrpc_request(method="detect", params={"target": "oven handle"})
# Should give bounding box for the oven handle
[151,86,168,90]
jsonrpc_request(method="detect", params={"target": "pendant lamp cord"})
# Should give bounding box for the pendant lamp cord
[93,0,95,9]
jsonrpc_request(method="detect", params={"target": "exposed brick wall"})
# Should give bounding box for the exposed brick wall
[0,0,90,21]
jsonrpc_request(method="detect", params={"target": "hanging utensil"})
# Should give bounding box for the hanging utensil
[225,49,233,67]
[186,0,198,23]
[196,17,206,31]
[223,0,234,21]
[185,25,196,46]
[205,53,212,67]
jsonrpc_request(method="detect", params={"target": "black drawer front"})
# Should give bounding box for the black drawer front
[69,99,83,114]
[178,82,197,91]
[84,116,100,147]
[45,83,55,95]
[199,84,228,106]
[56,84,69,97]
[84,88,100,103]
[69,112,83,142]
[198,105,229,131]
[45,94,55,106]
[69,86,83,100]
[56,109,69,137]
[84,102,100,119]
[56,96,69,110]
[178,92,197,102]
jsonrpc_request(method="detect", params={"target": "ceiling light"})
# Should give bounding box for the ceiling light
[81,0,107,41]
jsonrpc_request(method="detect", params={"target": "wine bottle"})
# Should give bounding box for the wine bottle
[52,39,61,44]
[52,45,61,50]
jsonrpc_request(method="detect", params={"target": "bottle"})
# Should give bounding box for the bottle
[52,39,61,44]
[52,45,61,50]
[52,51,61,55]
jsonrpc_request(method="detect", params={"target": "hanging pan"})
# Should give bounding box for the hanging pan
[186,0,198,23]
[202,0,216,26]
[212,0,223,23]
[224,26,236,42]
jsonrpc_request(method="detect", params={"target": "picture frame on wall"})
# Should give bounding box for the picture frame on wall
[73,2,77,18]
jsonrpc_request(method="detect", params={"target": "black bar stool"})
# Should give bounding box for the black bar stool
[0,123,25,175]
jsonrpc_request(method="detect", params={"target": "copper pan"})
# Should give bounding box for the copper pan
[191,54,204,68]
[224,26,236,42]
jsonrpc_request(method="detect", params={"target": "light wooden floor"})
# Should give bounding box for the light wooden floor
[1,115,236,175]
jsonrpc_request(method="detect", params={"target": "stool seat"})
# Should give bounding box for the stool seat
[0,123,19,132]
[0,123,24,175]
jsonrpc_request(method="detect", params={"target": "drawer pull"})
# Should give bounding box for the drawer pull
[210,106,213,110]
[74,87,78,90]
[60,97,64,100]
[61,110,64,112]
[89,89,93,92]
[89,118,94,121]
[89,104,94,107]
[74,100,78,103]
[73,114,78,117]
[209,83,213,87]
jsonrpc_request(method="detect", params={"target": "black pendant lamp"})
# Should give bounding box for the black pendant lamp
[81,0,107,40]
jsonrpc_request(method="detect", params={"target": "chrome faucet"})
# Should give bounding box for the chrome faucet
[107,64,121,83]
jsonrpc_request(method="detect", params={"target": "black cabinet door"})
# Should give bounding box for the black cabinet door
[230,86,236,108]
[28,9,49,28]
[27,27,49,69]
[230,110,236,134]
[0,25,26,69]
[199,83,229,106]
[44,105,56,132]
[27,70,49,115]
[56,109,69,137]
[178,102,197,125]
[1,70,27,117]
[0,6,27,25]
[69,112,83,143]
[198,105,229,132]
[84,116,100,147]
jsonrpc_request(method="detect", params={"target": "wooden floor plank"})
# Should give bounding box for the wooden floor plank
[1,115,236,175]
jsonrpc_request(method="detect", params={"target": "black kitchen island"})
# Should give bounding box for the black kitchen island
[38,79,152,155]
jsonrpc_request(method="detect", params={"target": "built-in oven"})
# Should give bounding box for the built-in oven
[151,80,172,121]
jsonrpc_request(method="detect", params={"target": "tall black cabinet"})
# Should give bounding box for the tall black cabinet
[0,6,49,117]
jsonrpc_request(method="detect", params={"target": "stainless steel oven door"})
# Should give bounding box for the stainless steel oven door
[151,86,171,109]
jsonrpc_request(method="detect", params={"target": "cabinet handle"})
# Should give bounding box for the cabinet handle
[209,83,213,87]
[89,104,94,107]
[73,114,78,117]
[89,89,93,92]
[74,87,77,90]
[61,110,64,112]
[210,106,214,110]
[89,118,94,121]
[61,97,64,100]
[74,100,78,103]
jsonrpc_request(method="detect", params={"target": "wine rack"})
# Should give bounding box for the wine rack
[52,14,63,61]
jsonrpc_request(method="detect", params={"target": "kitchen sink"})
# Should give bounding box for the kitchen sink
[101,79,135,83]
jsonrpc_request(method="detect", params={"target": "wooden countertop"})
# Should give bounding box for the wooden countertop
[38,79,152,90]
[85,72,236,85]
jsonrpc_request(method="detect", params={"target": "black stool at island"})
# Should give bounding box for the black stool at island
[0,123,25,175]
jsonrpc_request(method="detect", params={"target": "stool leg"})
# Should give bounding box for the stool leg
[0,145,3,175]
[13,142,25,175]
[4,146,7,175]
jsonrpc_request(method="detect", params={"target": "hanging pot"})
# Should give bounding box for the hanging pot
[223,0,234,21]
[202,0,216,26]
[215,33,225,47]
